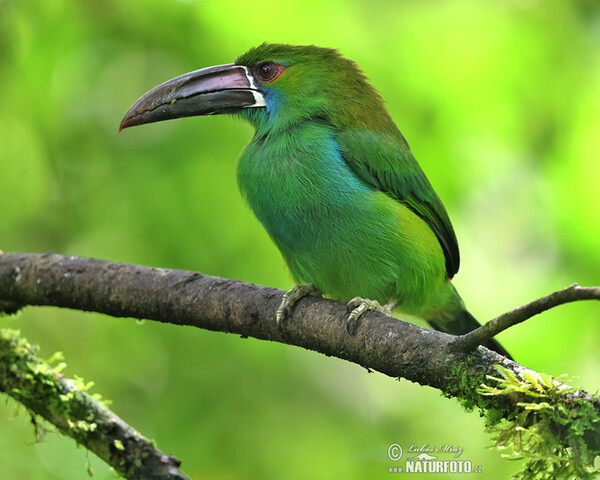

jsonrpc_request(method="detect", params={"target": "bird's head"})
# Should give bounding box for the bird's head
[120,43,396,134]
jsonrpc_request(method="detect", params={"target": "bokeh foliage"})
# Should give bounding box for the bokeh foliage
[1,0,599,478]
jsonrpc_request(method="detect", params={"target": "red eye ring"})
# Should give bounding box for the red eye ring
[254,61,285,83]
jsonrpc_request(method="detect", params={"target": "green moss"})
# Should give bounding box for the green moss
[444,359,600,479]
[0,328,109,443]
[444,354,511,416]
[113,439,125,451]
[479,366,600,480]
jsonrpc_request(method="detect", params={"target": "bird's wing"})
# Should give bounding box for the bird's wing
[337,129,460,278]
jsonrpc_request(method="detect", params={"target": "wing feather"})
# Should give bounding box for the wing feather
[337,130,460,277]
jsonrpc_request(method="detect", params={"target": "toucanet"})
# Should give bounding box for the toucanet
[121,43,510,358]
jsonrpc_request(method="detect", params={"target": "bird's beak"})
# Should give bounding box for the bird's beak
[120,63,265,131]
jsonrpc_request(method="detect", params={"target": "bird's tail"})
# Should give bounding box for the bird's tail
[424,282,512,360]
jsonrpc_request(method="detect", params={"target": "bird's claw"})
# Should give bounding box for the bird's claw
[346,297,396,333]
[276,284,322,327]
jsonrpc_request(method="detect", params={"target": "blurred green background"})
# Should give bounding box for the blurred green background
[1,0,599,478]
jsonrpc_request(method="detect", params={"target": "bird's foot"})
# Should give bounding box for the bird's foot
[276,283,322,327]
[346,297,397,333]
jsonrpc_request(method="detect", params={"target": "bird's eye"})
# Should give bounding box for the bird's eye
[254,61,284,83]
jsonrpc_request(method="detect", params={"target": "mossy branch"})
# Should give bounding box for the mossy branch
[1,252,599,479]
[0,328,189,480]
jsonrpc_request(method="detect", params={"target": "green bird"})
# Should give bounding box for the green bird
[120,43,510,358]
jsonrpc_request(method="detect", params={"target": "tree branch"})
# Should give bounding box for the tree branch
[1,252,599,478]
[0,251,498,391]
[451,283,600,353]
[0,328,189,480]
